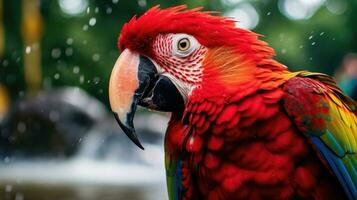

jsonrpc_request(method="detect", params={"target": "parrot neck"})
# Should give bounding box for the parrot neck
[166,48,298,154]
[198,47,295,103]
[181,56,297,135]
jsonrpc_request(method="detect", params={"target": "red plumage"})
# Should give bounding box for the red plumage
[118,5,274,63]
[166,86,346,199]
[117,5,355,200]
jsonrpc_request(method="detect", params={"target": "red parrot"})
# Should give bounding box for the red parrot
[108,6,357,200]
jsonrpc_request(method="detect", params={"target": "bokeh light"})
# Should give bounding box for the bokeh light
[224,3,260,30]
[58,0,89,16]
[278,0,325,20]
[326,0,348,15]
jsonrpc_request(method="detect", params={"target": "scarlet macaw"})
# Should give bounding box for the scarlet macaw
[108,6,357,200]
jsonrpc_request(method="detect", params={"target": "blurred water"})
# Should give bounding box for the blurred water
[0,115,169,199]
[0,159,167,200]
[0,87,170,199]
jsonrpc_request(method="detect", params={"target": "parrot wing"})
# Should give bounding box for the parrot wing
[282,71,357,199]
[165,115,192,200]
[166,155,185,200]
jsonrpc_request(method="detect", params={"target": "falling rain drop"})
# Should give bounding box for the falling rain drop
[25,46,31,54]
[73,66,80,74]
[54,73,60,79]
[112,0,119,4]
[95,7,99,13]
[80,75,85,84]
[138,0,147,7]
[18,90,25,97]
[83,24,89,31]
[17,122,26,133]
[308,35,313,40]
[92,76,100,84]
[4,157,10,163]
[49,110,60,122]
[106,7,112,14]
[67,38,74,45]
[2,60,9,67]
[311,42,316,46]
[15,193,24,200]
[65,48,74,56]
[92,53,100,62]
[89,17,96,26]
[5,185,12,193]
[51,48,62,59]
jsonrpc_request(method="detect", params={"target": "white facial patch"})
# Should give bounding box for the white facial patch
[152,33,207,100]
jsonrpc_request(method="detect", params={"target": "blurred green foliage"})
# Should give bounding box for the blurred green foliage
[0,0,356,108]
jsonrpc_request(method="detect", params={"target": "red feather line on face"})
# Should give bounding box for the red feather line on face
[118,5,275,63]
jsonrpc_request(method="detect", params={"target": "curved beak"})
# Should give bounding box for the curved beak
[109,49,184,150]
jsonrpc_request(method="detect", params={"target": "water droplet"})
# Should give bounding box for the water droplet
[281,49,287,54]
[309,57,313,60]
[80,75,85,84]
[51,48,61,58]
[18,90,25,97]
[267,12,271,16]
[308,35,313,40]
[17,122,26,133]
[106,7,112,14]
[311,42,316,46]
[54,73,60,79]
[2,59,9,67]
[4,157,10,163]
[65,48,73,56]
[95,7,99,13]
[112,0,119,4]
[299,45,304,49]
[5,184,12,192]
[25,46,31,54]
[86,7,90,14]
[73,66,80,74]
[320,32,325,36]
[49,110,60,122]
[67,38,74,45]
[89,17,96,26]
[92,54,100,62]
[15,193,24,200]
[83,24,89,31]
[138,0,146,7]
[92,76,100,84]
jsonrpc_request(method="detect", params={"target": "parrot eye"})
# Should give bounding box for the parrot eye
[177,38,190,51]
[172,34,199,58]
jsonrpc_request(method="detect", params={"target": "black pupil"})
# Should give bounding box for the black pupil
[180,40,188,49]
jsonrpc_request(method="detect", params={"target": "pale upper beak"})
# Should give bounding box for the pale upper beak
[108,49,184,149]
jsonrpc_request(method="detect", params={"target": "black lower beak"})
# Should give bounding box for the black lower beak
[109,52,184,150]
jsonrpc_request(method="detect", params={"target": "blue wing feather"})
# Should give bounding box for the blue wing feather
[312,137,357,199]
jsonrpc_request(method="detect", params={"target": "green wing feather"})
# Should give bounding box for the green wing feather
[283,71,357,199]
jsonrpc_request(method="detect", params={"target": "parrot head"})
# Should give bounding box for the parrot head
[109,5,278,149]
